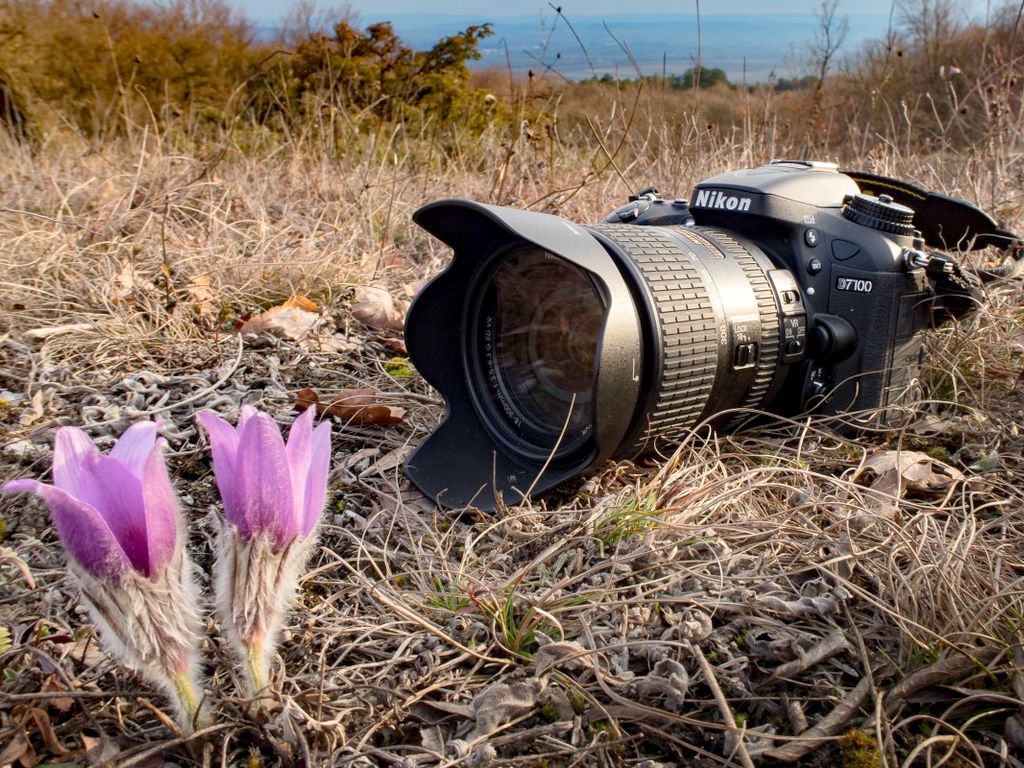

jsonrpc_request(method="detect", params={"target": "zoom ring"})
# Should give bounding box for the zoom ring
[590,225,719,447]
[694,228,781,414]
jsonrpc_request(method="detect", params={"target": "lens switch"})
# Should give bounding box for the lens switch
[733,342,757,368]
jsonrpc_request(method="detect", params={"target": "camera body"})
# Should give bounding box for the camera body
[610,160,935,425]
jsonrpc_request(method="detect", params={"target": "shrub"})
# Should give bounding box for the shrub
[0,0,253,139]
[240,19,498,137]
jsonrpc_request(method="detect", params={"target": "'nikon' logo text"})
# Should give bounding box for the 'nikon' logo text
[694,189,752,212]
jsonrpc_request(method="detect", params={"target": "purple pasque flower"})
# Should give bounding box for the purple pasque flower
[196,405,330,549]
[2,422,178,582]
[2,422,204,731]
[196,405,331,696]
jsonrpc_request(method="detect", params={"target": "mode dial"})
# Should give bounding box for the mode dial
[841,193,916,236]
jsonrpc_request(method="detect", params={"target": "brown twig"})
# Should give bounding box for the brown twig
[764,677,873,762]
[693,644,755,768]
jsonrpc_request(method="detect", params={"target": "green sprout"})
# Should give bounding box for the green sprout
[425,577,470,613]
[384,357,416,378]
[593,492,660,551]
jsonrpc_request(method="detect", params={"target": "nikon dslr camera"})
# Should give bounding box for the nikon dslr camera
[402,160,1021,509]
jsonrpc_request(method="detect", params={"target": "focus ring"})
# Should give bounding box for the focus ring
[693,228,781,414]
[590,224,719,446]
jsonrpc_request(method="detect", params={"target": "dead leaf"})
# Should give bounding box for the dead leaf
[289,296,317,310]
[409,699,474,724]
[0,731,31,767]
[80,732,102,753]
[341,447,380,471]
[82,732,121,765]
[378,477,436,515]
[419,725,447,754]
[232,311,252,331]
[41,677,74,713]
[18,390,47,427]
[351,285,406,332]
[295,387,319,411]
[468,679,546,740]
[71,635,110,669]
[383,337,408,356]
[239,296,323,340]
[402,278,429,298]
[299,334,358,355]
[184,273,219,320]
[855,450,964,499]
[30,707,69,756]
[110,259,155,302]
[112,260,136,301]
[907,414,959,436]
[295,387,406,426]
[24,323,94,340]
[754,592,846,617]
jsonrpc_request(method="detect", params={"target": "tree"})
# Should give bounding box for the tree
[669,67,731,90]
[810,0,849,101]
[806,0,849,147]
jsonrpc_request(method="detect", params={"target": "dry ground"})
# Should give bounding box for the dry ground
[0,129,1022,767]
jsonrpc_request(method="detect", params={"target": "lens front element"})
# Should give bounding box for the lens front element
[478,246,606,455]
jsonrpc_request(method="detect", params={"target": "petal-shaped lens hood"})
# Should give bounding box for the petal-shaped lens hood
[405,200,643,509]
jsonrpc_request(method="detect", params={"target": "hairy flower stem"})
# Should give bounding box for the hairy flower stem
[200,407,330,701]
[73,548,205,732]
[246,639,267,695]
[215,523,317,699]
[171,673,202,732]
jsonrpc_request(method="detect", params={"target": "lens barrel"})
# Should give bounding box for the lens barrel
[589,224,788,451]
[405,200,803,509]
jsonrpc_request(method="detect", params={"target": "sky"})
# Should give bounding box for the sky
[234,0,993,25]
[230,0,997,82]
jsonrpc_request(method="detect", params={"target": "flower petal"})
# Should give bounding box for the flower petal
[302,421,332,537]
[109,420,159,478]
[196,410,240,515]
[2,478,132,580]
[140,437,180,574]
[235,410,295,548]
[285,407,314,530]
[84,453,151,575]
[239,405,259,430]
[2,479,40,495]
[52,427,102,502]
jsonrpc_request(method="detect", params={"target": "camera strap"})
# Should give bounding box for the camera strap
[844,170,1023,257]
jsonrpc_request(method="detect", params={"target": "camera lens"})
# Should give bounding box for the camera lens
[405,198,805,509]
[471,246,605,456]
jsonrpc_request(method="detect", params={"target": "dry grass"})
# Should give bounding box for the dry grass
[0,112,1022,768]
